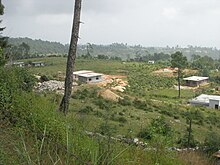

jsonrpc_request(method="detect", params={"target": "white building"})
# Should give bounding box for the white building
[13,62,25,67]
[31,62,45,67]
[73,70,93,81]
[148,60,155,64]
[78,72,103,83]
[190,94,220,109]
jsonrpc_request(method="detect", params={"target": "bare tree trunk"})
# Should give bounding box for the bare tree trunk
[178,68,181,98]
[187,118,192,148]
[59,0,82,115]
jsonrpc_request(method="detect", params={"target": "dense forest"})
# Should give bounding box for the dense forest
[8,37,220,60]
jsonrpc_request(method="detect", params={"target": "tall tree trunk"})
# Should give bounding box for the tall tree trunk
[59,0,82,115]
[178,68,181,98]
[187,118,192,148]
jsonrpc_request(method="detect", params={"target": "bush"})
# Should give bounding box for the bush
[133,98,148,110]
[137,116,173,140]
[178,133,199,148]
[0,68,36,122]
[40,75,50,82]
[93,97,113,110]
[72,88,98,99]
[79,106,93,114]
[118,117,127,123]
[203,132,220,153]
[118,96,132,106]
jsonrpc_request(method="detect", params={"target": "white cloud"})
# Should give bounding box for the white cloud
[2,0,220,48]
[162,7,179,19]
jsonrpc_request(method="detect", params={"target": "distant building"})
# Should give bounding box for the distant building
[13,62,25,67]
[78,72,103,83]
[73,70,94,81]
[183,76,209,87]
[190,94,220,109]
[148,60,155,64]
[31,62,45,67]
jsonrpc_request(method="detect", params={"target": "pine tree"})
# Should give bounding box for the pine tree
[171,51,188,98]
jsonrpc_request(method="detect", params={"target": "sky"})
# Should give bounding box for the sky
[2,0,220,48]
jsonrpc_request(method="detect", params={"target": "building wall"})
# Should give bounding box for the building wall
[78,75,102,83]
[185,80,208,87]
[73,74,78,81]
[185,80,198,87]
[209,99,220,109]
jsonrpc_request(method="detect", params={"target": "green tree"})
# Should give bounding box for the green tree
[179,119,196,148]
[0,48,6,66]
[138,116,173,141]
[0,1,7,66]
[19,42,30,58]
[171,51,188,98]
[86,42,93,57]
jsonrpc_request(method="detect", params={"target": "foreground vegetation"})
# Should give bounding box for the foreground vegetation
[1,57,220,164]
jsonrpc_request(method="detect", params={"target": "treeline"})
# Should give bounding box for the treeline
[8,37,220,60]
[8,37,69,56]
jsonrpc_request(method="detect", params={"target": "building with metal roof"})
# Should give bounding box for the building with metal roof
[190,94,220,109]
[183,76,209,87]
[73,70,103,83]
[78,72,103,83]
[73,70,93,81]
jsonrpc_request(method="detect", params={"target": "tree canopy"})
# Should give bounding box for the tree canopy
[171,51,188,69]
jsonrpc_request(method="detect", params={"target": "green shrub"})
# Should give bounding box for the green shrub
[0,68,36,123]
[133,98,148,110]
[78,106,93,114]
[118,96,132,106]
[118,117,127,123]
[138,116,173,141]
[206,113,218,125]
[178,133,199,148]
[118,112,124,116]
[94,111,103,117]
[72,88,98,99]
[40,75,50,82]
[203,132,220,153]
[93,97,113,110]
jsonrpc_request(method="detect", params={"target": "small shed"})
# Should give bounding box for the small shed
[190,94,220,109]
[13,62,25,67]
[78,72,103,83]
[183,76,209,87]
[148,60,155,64]
[73,70,93,81]
[31,62,45,67]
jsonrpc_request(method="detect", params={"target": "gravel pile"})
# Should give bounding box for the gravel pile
[35,80,64,92]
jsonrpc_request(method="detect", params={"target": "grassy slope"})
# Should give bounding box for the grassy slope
[22,57,220,144]
[1,58,219,164]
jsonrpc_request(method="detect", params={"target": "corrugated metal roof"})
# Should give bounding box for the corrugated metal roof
[78,73,103,78]
[78,73,102,78]
[73,70,93,75]
[190,94,220,104]
[183,76,209,81]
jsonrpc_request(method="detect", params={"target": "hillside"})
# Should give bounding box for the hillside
[8,37,69,55]
[8,37,220,60]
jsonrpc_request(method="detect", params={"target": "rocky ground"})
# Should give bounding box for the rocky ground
[35,80,65,92]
